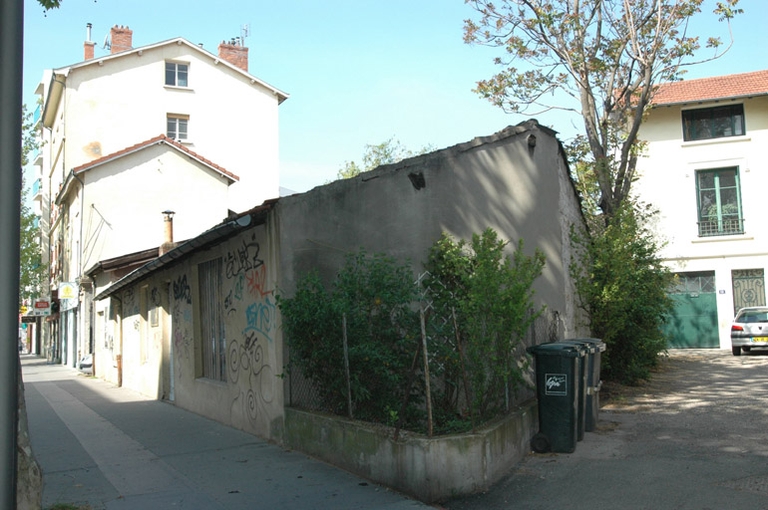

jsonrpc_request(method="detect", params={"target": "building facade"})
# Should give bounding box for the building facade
[634,70,768,349]
[31,24,287,368]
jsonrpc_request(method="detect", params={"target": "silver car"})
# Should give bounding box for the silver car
[730,306,768,356]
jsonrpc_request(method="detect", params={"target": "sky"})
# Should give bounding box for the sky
[22,0,768,194]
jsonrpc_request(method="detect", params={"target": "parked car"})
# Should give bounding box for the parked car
[730,307,768,356]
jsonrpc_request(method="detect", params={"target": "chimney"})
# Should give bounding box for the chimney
[159,211,176,256]
[84,23,95,60]
[218,39,248,72]
[110,25,133,54]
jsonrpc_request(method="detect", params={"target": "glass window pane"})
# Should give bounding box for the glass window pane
[698,172,715,189]
[165,63,176,86]
[177,65,188,87]
[167,118,176,138]
[178,119,188,139]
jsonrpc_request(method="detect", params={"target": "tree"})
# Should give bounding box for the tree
[464,0,742,218]
[337,138,434,180]
[18,106,45,308]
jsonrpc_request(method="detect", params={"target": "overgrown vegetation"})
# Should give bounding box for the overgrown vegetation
[571,202,675,385]
[279,229,546,433]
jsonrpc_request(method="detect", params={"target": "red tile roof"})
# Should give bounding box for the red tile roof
[652,70,768,106]
[71,134,239,182]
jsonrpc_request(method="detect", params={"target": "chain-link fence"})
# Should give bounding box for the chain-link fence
[287,271,563,436]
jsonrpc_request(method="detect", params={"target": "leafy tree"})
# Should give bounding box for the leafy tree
[571,201,675,385]
[464,0,742,218]
[19,106,45,307]
[337,138,434,180]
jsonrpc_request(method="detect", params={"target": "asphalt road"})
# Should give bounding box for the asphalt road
[443,349,768,510]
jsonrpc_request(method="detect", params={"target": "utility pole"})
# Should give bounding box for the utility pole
[0,0,24,507]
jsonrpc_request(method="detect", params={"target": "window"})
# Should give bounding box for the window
[696,167,743,237]
[199,258,226,381]
[165,62,188,87]
[167,115,188,141]
[682,104,744,141]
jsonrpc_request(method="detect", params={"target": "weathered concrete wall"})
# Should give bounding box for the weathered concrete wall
[276,121,588,338]
[284,400,538,503]
[107,221,285,440]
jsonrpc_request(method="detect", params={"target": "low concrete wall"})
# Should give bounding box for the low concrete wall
[284,400,538,503]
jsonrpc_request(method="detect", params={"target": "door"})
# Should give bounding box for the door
[732,269,766,315]
[664,272,719,349]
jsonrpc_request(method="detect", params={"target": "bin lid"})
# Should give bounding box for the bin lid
[566,337,606,352]
[560,339,596,354]
[527,342,585,357]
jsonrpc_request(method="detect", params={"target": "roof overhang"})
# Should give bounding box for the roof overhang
[95,200,276,300]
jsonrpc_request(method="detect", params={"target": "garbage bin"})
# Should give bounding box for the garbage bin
[568,338,606,432]
[559,340,593,440]
[527,342,586,454]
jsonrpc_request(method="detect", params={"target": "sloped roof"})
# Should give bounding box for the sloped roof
[57,37,289,104]
[56,134,238,207]
[71,134,239,182]
[653,70,768,106]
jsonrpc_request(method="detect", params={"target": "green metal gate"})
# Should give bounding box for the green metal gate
[732,269,766,315]
[664,272,719,349]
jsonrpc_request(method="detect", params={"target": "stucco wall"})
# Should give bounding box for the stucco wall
[276,122,588,338]
[635,95,768,348]
[104,221,285,439]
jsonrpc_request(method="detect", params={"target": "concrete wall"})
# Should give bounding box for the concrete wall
[635,95,768,347]
[284,401,538,503]
[276,121,588,338]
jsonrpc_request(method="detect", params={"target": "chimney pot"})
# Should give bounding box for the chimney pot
[159,210,176,256]
[217,41,249,72]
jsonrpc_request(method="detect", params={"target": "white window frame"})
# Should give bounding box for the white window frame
[167,114,189,141]
[164,61,189,88]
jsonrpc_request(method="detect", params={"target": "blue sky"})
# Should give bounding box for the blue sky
[23,0,767,193]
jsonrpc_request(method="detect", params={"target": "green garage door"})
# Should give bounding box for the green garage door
[664,272,719,349]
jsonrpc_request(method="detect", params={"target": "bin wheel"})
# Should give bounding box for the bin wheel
[530,433,551,453]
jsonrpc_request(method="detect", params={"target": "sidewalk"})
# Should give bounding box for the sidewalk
[21,355,431,510]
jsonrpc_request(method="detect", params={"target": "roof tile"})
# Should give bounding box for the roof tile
[653,70,768,106]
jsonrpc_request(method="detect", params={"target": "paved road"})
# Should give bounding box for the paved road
[444,349,768,510]
[22,355,430,510]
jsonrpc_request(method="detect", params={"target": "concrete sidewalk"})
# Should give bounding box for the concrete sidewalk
[21,355,432,510]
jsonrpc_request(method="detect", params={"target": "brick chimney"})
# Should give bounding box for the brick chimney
[159,211,177,256]
[110,25,133,54]
[84,23,95,60]
[218,40,248,72]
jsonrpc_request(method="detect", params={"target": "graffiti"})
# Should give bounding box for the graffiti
[245,265,272,299]
[243,298,276,343]
[234,274,244,301]
[224,289,237,315]
[173,274,192,304]
[173,327,191,379]
[225,234,263,279]
[123,287,137,315]
[228,331,275,428]
[150,287,162,307]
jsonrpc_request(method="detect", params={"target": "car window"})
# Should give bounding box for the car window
[740,312,768,323]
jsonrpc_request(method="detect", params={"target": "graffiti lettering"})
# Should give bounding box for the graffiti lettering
[224,289,237,316]
[173,274,192,304]
[225,234,263,279]
[245,266,272,299]
[243,298,276,343]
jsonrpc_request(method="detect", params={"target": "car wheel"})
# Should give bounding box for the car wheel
[743,346,752,352]
[732,346,742,356]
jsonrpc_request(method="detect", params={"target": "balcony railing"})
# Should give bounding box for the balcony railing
[698,217,744,237]
[32,104,41,126]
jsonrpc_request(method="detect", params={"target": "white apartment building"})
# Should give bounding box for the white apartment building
[32,24,288,367]
[634,70,768,350]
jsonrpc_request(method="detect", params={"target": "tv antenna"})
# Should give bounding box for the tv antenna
[102,33,111,50]
[240,23,250,45]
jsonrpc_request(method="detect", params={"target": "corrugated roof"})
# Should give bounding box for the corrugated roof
[653,70,768,106]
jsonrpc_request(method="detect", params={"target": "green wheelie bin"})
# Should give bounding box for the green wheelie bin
[527,342,586,453]
[567,338,606,432]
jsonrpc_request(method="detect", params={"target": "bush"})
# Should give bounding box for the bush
[571,202,674,384]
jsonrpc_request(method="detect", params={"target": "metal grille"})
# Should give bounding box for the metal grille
[199,258,226,382]
[732,269,766,314]
[698,218,744,237]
